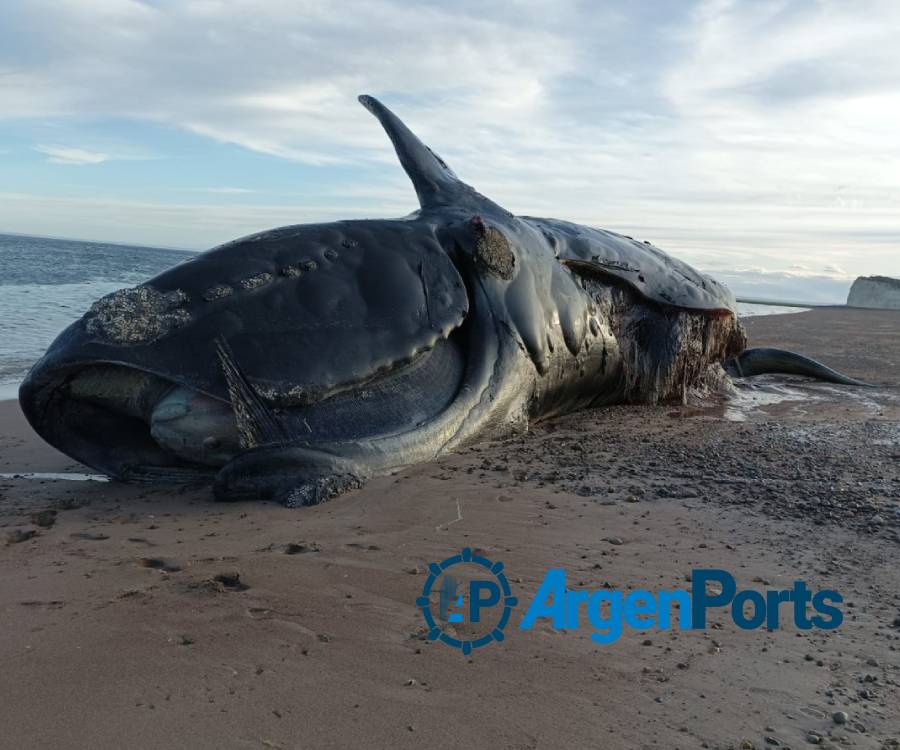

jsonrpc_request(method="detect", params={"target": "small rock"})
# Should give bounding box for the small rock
[832,710,848,724]
[70,531,109,541]
[284,542,319,555]
[212,572,248,591]
[31,510,57,528]
[605,536,624,546]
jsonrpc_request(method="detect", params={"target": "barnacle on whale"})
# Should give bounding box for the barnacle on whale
[84,286,191,344]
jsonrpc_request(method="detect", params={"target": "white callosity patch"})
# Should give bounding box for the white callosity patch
[84,286,191,344]
[202,284,233,301]
[239,272,274,290]
[278,259,318,278]
[282,474,364,508]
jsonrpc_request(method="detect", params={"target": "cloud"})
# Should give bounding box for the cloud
[34,144,109,165]
[0,0,582,162]
[0,0,898,281]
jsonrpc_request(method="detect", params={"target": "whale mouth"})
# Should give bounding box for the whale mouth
[19,332,467,482]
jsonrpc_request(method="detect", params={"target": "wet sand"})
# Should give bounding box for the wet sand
[1,308,899,749]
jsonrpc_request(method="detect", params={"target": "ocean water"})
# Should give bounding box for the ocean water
[737,303,809,317]
[0,233,194,400]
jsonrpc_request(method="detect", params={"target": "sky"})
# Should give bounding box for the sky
[1,0,898,302]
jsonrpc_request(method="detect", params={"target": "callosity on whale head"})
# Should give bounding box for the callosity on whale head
[21,94,750,505]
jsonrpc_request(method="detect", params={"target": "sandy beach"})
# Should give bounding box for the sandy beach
[1,307,899,750]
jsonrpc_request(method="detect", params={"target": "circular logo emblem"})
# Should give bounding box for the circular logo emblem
[416,547,517,654]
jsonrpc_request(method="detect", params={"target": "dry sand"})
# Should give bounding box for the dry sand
[1,308,899,750]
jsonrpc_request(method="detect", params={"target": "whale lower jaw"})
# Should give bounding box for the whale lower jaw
[19,333,468,485]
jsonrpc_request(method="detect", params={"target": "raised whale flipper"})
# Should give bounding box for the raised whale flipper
[358,94,506,214]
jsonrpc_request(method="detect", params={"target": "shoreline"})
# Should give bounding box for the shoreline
[0,383,20,401]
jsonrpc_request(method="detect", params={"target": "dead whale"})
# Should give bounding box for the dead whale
[18,95,869,505]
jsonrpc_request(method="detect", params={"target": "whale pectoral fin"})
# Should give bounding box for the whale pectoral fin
[358,94,507,213]
[523,216,737,314]
[213,444,364,505]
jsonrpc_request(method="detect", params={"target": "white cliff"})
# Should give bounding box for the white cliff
[847,276,900,310]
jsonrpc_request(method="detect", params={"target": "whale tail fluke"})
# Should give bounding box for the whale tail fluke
[724,347,874,387]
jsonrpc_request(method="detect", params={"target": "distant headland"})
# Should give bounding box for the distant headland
[847,276,900,310]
